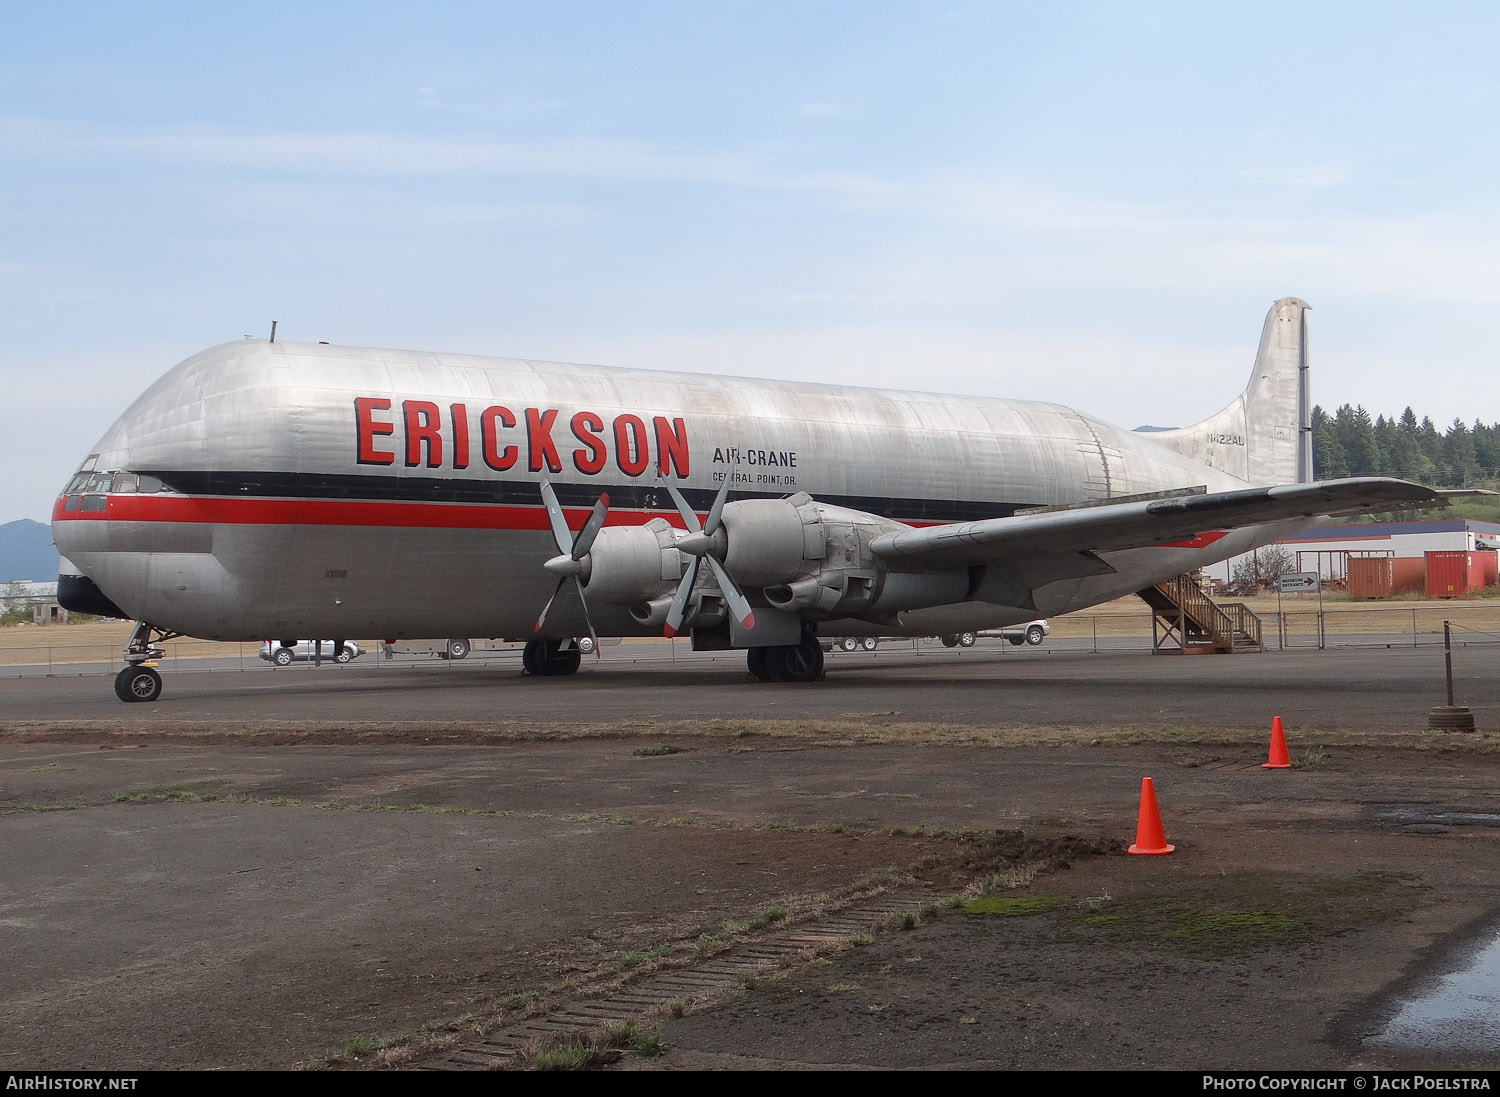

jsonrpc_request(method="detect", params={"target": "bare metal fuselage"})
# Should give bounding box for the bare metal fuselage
[52,338,1301,642]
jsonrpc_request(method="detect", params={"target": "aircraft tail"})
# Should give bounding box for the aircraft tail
[1150,297,1313,486]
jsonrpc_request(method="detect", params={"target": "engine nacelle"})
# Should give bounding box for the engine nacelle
[719,498,818,587]
[582,518,683,606]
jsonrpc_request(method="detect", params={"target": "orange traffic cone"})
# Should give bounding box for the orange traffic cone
[1262,715,1291,769]
[1127,777,1174,855]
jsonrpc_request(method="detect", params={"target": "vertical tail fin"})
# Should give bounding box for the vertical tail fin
[1151,297,1312,486]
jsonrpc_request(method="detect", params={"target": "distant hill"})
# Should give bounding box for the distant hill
[0,520,58,581]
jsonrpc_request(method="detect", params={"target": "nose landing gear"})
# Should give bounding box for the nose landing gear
[113,621,182,703]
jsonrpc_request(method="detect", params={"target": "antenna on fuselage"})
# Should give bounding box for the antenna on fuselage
[269,320,278,343]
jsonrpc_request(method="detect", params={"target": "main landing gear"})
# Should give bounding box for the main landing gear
[522,638,584,677]
[746,633,825,684]
[113,621,182,703]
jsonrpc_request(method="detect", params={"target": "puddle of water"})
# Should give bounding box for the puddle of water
[1367,930,1500,1055]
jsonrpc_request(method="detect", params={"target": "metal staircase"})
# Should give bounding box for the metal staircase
[1138,574,1263,654]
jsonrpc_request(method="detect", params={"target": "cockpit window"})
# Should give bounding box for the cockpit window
[137,475,163,494]
[115,473,138,493]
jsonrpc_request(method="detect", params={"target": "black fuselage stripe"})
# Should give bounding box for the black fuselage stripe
[138,470,1031,524]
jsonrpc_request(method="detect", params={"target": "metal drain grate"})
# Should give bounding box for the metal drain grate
[416,890,932,1070]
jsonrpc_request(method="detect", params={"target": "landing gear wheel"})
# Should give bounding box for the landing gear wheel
[446,638,470,661]
[766,636,824,683]
[523,639,581,676]
[114,665,163,703]
[861,636,878,651]
[746,646,771,682]
[958,632,976,648]
[546,643,581,676]
[273,647,294,666]
[941,634,960,648]
[1026,625,1045,646]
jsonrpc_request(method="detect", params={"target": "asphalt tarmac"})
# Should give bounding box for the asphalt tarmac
[3,644,1500,1071]
[3,640,1497,731]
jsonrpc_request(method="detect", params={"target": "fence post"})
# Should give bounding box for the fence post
[1091,616,1098,653]
[1412,608,1418,648]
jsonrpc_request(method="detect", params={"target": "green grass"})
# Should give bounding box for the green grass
[618,944,670,970]
[958,894,1069,917]
[113,779,229,802]
[336,1032,404,1059]
[631,743,686,757]
[1163,910,1307,951]
[496,990,541,1011]
[531,1039,601,1070]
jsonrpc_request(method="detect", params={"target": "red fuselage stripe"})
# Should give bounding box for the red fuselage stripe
[51,494,1227,546]
[53,494,682,531]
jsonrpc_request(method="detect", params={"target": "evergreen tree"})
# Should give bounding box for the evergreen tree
[1311,405,1348,479]
[1445,419,1477,483]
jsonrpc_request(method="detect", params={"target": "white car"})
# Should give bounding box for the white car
[940,621,1050,647]
[996,620,1049,646]
[259,639,363,665]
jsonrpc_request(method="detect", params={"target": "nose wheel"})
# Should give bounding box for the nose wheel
[112,621,181,703]
[114,664,163,703]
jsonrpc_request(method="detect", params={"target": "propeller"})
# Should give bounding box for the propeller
[535,482,609,652]
[660,475,754,637]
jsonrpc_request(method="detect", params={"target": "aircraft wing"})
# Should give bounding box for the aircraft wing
[868,477,1472,570]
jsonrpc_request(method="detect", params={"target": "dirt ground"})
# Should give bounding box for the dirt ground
[3,717,1499,1072]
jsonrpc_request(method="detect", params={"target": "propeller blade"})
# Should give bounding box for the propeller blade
[704,472,733,535]
[661,478,703,533]
[705,554,755,629]
[539,482,573,555]
[534,484,610,655]
[572,493,609,559]
[663,556,700,638]
[571,576,600,656]
[534,575,568,633]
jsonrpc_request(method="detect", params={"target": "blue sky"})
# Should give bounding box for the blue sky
[4,1,1499,520]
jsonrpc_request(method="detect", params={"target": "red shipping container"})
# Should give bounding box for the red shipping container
[1425,551,1487,598]
[1479,549,1500,588]
[1348,556,1428,598]
[1348,556,1394,598]
[1391,556,1426,594]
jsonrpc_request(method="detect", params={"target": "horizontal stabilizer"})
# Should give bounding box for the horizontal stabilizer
[869,477,1458,570]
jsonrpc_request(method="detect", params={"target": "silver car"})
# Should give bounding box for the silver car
[259,639,363,666]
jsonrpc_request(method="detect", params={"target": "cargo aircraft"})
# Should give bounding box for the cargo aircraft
[53,297,1463,702]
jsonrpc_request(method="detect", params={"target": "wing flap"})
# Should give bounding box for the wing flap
[869,477,1459,570]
